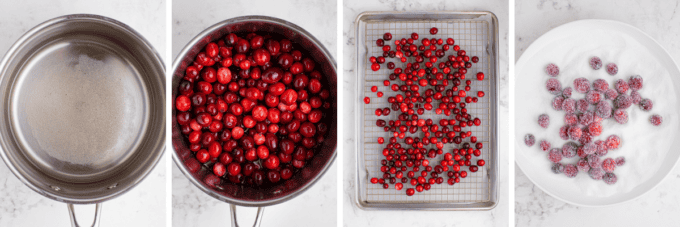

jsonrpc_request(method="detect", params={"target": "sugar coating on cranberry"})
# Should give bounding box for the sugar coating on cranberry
[538,114,550,128]
[614,79,629,94]
[552,96,565,111]
[563,164,578,178]
[602,158,616,173]
[546,63,560,77]
[613,109,628,124]
[594,140,608,157]
[606,63,618,75]
[546,78,562,95]
[548,148,562,163]
[583,143,597,155]
[568,127,582,140]
[614,94,632,109]
[587,122,603,136]
[585,91,602,104]
[539,140,551,151]
[630,91,642,104]
[577,158,591,172]
[590,57,602,70]
[587,154,601,168]
[576,99,589,112]
[589,167,605,180]
[573,78,590,93]
[562,98,576,114]
[562,87,573,98]
[564,113,578,126]
[579,112,594,125]
[639,98,653,111]
[605,135,621,150]
[562,142,578,158]
[650,114,663,126]
[521,135,535,148]
[603,172,618,185]
[559,126,569,140]
[628,75,643,91]
[551,163,564,174]
[595,101,612,119]
[578,131,593,145]
[615,157,626,166]
[604,89,618,100]
[577,146,588,158]
[592,79,609,92]
[593,114,604,124]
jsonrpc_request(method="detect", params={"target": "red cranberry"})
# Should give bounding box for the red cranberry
[176,95,191,111]
[213,162,226,176]
[267,170,281,183]
[376,39,384,46]
[280,39,292,52]
[281,168,293,179]
[266,39,280,55]
[264,156,280,169]
[280,89,298,105]
[196,149,210,163]
[383,33,392,40]
[227,162,241,176]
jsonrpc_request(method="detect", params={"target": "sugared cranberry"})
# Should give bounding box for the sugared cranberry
[545,63,559,77]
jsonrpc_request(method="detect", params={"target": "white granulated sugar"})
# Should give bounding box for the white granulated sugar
[516,30,678,197]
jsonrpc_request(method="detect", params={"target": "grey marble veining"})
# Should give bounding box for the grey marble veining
[0,1,167,226]
[171,0,337,227]
[342,0,509,226]
[515,0,680,226]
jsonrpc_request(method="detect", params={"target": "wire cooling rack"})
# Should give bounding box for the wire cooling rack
[354,11,499,210]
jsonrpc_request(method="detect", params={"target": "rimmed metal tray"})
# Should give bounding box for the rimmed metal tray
[354,11,499,210]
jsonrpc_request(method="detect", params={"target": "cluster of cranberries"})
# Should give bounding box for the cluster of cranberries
[365,27,488,196]
[525,56,663,185]
[175,32,331,187]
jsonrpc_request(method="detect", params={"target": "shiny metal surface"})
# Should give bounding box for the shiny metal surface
[230,204,264,227]
[0,14,165,204]
[354,11,500,210]
[67,203,102,227]
[172,15,337,207]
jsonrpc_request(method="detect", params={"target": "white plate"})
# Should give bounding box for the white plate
[515,19,680,207]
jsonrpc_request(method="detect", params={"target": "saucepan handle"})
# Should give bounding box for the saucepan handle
[67,203,102,227]
[230,204,264,227]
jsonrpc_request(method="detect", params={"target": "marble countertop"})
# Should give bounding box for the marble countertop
[0,0,167,227]
[171,0,337,227]
[515,0,680,226]
[342,0,509,226]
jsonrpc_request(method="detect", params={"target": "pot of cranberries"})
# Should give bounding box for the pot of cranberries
[0,14,165,227]
[172,16,336,225]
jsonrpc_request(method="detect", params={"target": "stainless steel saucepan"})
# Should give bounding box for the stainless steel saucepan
[172,16,337,227]
[0,14,165,227]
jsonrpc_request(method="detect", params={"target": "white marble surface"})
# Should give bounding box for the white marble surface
[0,0,167,226]
[343,0,509,226]
[515,0,680,226]
[171,0,337,227]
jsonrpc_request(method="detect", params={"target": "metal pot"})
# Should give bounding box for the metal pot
[0,14,165,227]
[172,16,337,226]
